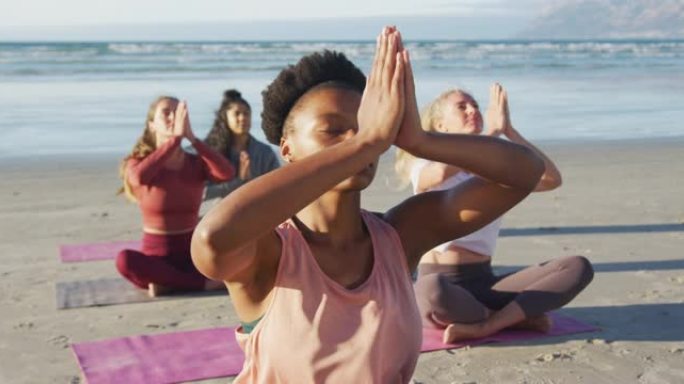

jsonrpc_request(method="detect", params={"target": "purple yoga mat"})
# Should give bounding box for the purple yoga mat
[72,327,243,384]
[59,240,141,263]
[72,313,597,384]
[421,312,598,352]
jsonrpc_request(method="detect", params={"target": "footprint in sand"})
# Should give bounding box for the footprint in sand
[587,338,610,345]
[534,350,575,363]
[669,347,684,354]
[145,321,180,329]
[13,321,34,330]
[669,276,684,285]
[47,334,70,349]
[635,270,654,277]
[640,289,663,300]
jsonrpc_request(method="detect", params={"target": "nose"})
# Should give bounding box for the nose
[465,104,477,115]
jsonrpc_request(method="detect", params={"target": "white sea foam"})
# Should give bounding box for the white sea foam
[0,40,682,157]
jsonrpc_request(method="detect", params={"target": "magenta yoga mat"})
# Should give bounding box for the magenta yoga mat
[59,240,141,263]
[72,313,598,384]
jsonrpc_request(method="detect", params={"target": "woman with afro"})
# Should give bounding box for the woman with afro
[192,27,544,383]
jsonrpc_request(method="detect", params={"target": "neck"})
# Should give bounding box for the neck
[231,133,250,152]
[295,191,365,246]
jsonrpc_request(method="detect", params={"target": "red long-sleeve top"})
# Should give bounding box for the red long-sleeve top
[126,136,234,231]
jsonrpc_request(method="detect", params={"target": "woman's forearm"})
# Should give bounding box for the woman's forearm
[408,132,544,191]
[505,127,562,191]
[127,136,182,186]
[191,138,235,182]
[196,137,384,254]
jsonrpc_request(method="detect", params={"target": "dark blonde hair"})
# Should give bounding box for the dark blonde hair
[394,88,469,185]
[117,96,179,202]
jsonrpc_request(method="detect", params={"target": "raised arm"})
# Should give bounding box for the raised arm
[485,83,562,192]
[191,29,406,283]
[387,52,545,270]
[191,138,235,182]
[126,136,182,187]
[171,100,235,183]
[414,162,462,193]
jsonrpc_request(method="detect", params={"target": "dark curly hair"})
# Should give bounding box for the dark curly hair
[204,89,251,155]
[261,50,366,145]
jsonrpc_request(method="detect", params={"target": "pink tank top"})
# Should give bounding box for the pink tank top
[234,210,422,383]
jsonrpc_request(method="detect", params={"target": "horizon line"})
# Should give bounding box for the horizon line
[3,37,684,43]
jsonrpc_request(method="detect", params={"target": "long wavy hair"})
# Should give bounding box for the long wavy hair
[394,88,468,186]
[204,89,251,155]
[117,96,178,202]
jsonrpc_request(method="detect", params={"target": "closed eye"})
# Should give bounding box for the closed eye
[320,127,351,136]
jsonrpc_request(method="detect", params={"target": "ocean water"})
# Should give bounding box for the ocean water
[1,40,683,159]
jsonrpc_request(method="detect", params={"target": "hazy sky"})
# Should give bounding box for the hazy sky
[4,0,540,25]
[1,0,545,40]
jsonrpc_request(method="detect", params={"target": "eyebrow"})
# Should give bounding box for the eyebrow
[317,113,351,123]
[456,101,478,106]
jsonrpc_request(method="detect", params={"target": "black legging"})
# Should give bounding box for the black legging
[413,256,594,328]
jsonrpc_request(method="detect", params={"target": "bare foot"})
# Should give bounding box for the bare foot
[442,322,488,344]
[510,314,553,333]
[148,283,174,297]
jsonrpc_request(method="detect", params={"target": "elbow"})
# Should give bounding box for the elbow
[213,173,233,183]
[537,171,563,192]
[523,148,546,191]
[191,226,228,281]
[127,173,142,188]
[549,174,563,190]
[219,165,237,182]
[223,163,236,181]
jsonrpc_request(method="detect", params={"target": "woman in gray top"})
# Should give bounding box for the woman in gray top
[204,89,280,201]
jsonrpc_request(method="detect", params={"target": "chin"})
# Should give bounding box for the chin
[465,124,482,135]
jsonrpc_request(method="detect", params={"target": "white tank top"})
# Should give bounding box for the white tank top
[410,158,502,257]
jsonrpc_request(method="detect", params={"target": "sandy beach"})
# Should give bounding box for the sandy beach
[1,138,683,383]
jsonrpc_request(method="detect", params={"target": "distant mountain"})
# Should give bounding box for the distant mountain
[518,0,684,39]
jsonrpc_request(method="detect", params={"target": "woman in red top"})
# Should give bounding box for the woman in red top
[117,96,235,296]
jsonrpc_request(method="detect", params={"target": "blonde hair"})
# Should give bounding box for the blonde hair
[394,88,467,186]
[117,96,178,202]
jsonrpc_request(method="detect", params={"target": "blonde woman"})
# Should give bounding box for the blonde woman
[396,84,593,343]
[118,97,234,296]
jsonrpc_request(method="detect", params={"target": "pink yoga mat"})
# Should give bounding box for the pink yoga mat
[72,313,597,384]
[72,327,243,384]
[420,312,598,352]
[59,240,141,263]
